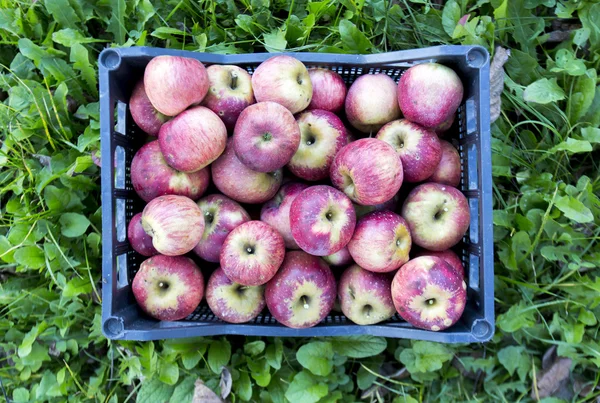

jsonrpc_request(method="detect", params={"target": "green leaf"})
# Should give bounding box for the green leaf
[555,196,594,223]
[63,277,92,297]
[107,0,127,45]
[12,388,30,403]
[18,322,47,358]
[397,341,454,373]
[244,341,266,356]
[136,377,175,403]
[169,377,196,403]
[392,396,419,403]
[59,212,90,238]
[523,78,566,104]
[550,138,592,154]
[234,371,252,401]
[498,346,530,381]
[296,341,334,376]
[265,338,283,370]
[331,336,387,358]
[181,350,202,370]
[551,49,586,76]
[582,127,600,144]
[497,301,536,332]
[70,44,98,96]
[339,19,372,53]
[159,361,180,385]
[14,246,45,269]
[208,340,231,374]
[284,371,328,403]
[569,69,598,124]
[264,29,287,53]
[441,0,461,37]
[44,0,80,29]
[52,29,105,47]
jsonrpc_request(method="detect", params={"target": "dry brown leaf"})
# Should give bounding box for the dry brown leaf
[219,367,232,399]
[192,379,223,403]
[490,46,510,124]
[532,357,572,400]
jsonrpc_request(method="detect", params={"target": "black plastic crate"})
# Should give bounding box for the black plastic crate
[100,46,494,343]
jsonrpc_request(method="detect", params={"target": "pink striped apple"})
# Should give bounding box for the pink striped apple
[345,74,401,133]
[206,267,265,323]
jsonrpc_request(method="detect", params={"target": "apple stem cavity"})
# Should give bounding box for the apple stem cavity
[230,72,238,90]
[245,245,255,255]
[158,281,169,290]
[262,132,272,142]
[204,211,214,224]
[426,298,436,306]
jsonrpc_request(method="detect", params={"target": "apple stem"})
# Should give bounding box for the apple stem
[230,72,238,90]
[301,296,309,309]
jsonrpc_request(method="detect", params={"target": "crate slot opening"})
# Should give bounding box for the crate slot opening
[467,143,478,190]
[114,146,126,189]
[116,198,126,242]
[469,198,479,244]
[116,253,128,289]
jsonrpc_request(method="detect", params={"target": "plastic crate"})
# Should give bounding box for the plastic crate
[100,46,494,343]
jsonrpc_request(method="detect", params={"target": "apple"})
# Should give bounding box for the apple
[205,267,265,323]
[233,102,300,172]
[401,183,470,251]
[287,110,348,181]
[353,192,400,219]
[376,119,442,183]
[132,255,204,321]
[391,256,466,331]
[398,63,464,128]
[129,79,168,136]
[131,141,210,202]
[345,74,401,133]
[265,251,336,328]
[330,138,403,206]
[141,195,204,256]
[158,106,227,173]
[144,55,209,116]
[193,194,251,263]
[338,264,395,325]
[347,210,412,273]
[128,213,159,257]
[427,140,461,187]
[434,113,455,136]
[414,248,464,278]
[220,221,285,286]
[252,55,313,114]
[306,68,346,113]
[323,246,352,267]
[260,182,309,249]
[211,139,283,204]
[289,185,356,256]
[202,64,255,131]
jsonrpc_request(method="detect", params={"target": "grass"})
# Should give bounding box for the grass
[0,0,599,402]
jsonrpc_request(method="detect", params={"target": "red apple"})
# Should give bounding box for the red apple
[233,102,300,172]
[193,194,251,263]
[427,140,461,187]
[347,211,411,273]
[289,185,356,256]
[158,106,227,173]
[220,221,285,286]
[391,256,466,331]
[288,110,348,181]
[338,264,395,325]
[144,55,209,116]
[414,248,464,278]
[265,251,336,328]
[376,119,442,183]
[128,213,159,257]
[306,68,346,113]
[141,195,204,256]
[323,246,353,267]
[398,63,464,128]
[345,74,401,133]
[211,139,283,204]
[330,138,403,206]
[129,79,168,136]
[401,183,470,251]
[206,267,265,323]
[260,182,309,249]
[252,55,312,114]
[131,141,210,202]
[202,64,254,131]
[132,255,204,321]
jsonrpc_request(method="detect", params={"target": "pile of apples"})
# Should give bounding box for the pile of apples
[127,53,469,332]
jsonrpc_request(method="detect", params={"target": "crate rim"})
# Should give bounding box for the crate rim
[100,45,494,343]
